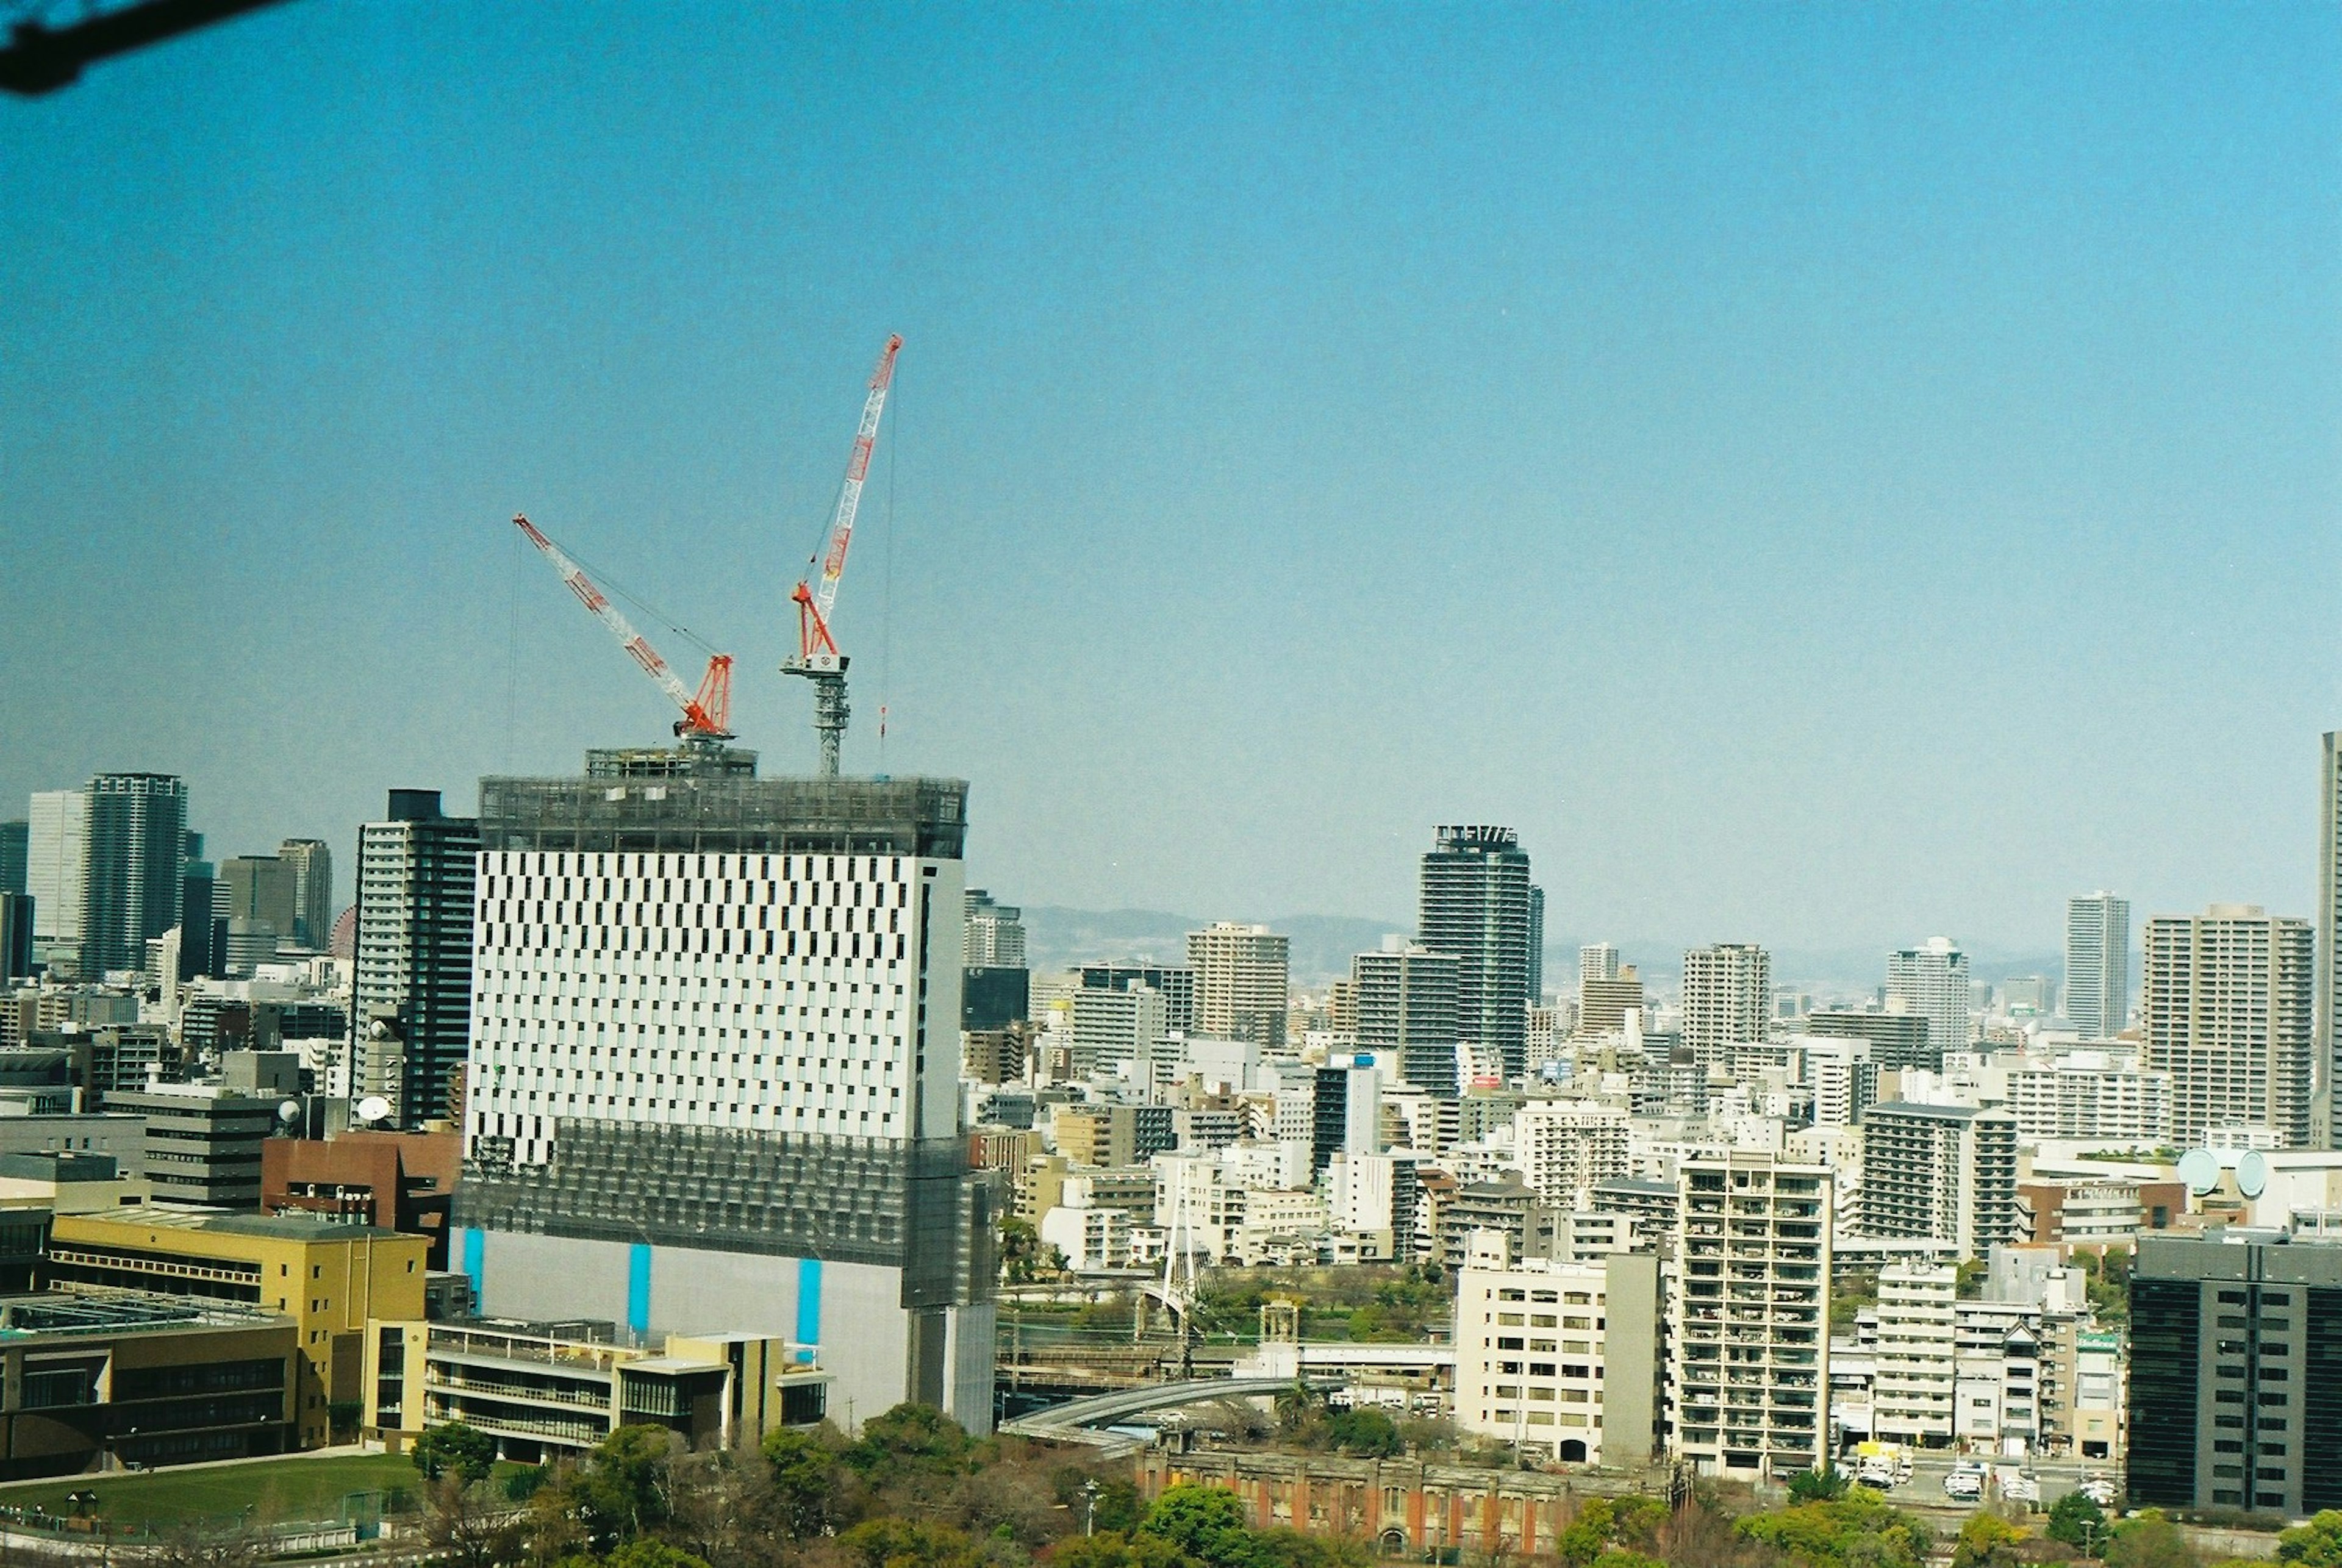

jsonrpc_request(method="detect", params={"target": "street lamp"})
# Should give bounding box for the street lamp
[1084,1479,1100,1537]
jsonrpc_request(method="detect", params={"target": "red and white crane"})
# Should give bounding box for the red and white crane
[512,512,735,746]
[784,334,901,776]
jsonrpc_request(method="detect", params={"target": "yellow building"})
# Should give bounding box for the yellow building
[366,1318,828,1461]
[45,1209,428,1448]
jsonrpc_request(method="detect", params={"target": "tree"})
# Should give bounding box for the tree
[2046,1494,2109,1554]
[1592,1553,1668,1568]
[553,1545,714,1568]
[1789,1468,1850,1504]
[1610,1497,1672,1550]
[1736,1491,1931,1568]
[838,1519,987,1568]
[845,1402,976,1481]
[565,1425,678,1549]
[2280,1514,2342,1568]
[761,1426,843,1539]
[1047,1534,1198,1568]
[2106,1513,2199,1568]
[1322,1407,1402,1458]
[1141,1484,1260,1568]
[1273,1381,1322,1436]
[1952,1514,2027,1568]
[1252,1528,1373,1567]
[413,1421,499,1486]
[129,1520,266,1568]
[1560,1500,1620,1568]
[422,1473,526,1568]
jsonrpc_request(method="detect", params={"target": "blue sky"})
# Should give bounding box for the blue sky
[2,2,2335,959]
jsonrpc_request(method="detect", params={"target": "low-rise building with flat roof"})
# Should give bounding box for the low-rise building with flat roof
[43,1209,428,1448]
[365,1317,827,1461]
[0,1288,296,1477]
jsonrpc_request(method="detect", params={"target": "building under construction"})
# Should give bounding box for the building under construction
[453,746,996,1434]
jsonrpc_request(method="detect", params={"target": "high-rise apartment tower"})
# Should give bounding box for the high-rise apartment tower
[1681,943,1771,1068]
[2065,892,2131,1039]
[1352,943,1459,1097]
[350,790,479,1126]
[1886,937,1971,1061]
[2317,735,2342,1148]
[2143,905,2315,1149]
[1187,922,1289,1050]
[962,889,1026,967]
[81,773,187,978]
[1419,826,1537,1079]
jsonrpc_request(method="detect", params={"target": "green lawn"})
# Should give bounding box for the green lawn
[0,1452,435,1531]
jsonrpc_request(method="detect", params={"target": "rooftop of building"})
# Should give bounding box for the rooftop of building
[60,1207,406,1242]
[478,768,969,859]
[1866,1101,2008,1122]
[0,1287,286,1341]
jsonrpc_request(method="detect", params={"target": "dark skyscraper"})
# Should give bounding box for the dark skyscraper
[81,773,187,977]
[351,790,479,1127]
[1417,825,1536,1081]
[178,831,221,981]
[0,892,31,980]
[0,822,26,897]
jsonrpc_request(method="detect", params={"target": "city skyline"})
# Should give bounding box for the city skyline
[4,4,2335,951]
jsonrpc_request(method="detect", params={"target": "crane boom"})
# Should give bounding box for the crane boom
[513,513,733,741]
[789,333,902,675]
[784,334,901,778]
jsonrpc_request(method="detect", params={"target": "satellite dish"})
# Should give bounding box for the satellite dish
[2236,1150,2269,1200]
[2178,1148,2220,1197]
[356,1095,393,1125]
[278,1100,301,1123]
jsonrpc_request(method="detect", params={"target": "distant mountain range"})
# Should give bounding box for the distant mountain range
[1020,905,2061,996]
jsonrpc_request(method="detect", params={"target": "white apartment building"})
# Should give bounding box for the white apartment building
[1669,1152,1832,1478]
[1887,937,1972,1061]
[1230,1187,1327,1264]
[2065,893,2130,1038]
[1860,1103,2021,1259]
[962,889,1026,967]
[2143,904,2316,1148]
[1798,1038,1876,1128]
[1039,1203,1132,1271]
[1514,1101,1630,1209]
[1068,981,1167,1079]
[1187,923,1290,1050]
[1681,944,1771,1069]
[1872,1262,1956,1447]
[1454,1251,1661,1466]
[2003,1050,2173,1144]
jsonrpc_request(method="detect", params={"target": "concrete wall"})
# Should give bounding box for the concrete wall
[454,1227,992,1436]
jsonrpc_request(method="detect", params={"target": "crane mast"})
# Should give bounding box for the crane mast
[785,334,901,776]
[512,514,734,748]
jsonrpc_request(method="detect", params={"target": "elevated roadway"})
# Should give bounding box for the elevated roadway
[1001,1375,1341,1456]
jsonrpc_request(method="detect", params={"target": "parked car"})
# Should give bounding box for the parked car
[2080,1473,2118,1507]
[1944,1465,1985,1502]
[1999,1470,2040,1505]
